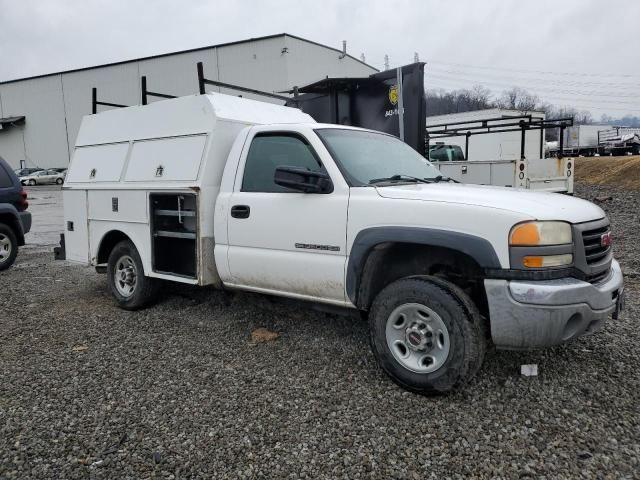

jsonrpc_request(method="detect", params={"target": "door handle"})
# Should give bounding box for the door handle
[231,205,250,219]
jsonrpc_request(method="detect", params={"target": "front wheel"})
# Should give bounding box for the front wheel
[0,224,18,271]
[55,178,63,185]
[107,240,159,310]
[28,179,36,186]
[369,276,486,395]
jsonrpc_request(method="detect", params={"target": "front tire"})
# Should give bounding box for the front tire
[28,179,36,186]
[369,276,486,395]
[55,178,63,185]
[107,240,158,310]
[0,224,18,271]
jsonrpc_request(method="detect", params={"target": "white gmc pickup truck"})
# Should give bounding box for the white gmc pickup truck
[58,93,624,394]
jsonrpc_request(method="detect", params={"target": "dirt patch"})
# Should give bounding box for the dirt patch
[575,155,640,190]
[250,327,279,343]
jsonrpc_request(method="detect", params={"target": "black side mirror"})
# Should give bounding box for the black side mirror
[274,166,333,194]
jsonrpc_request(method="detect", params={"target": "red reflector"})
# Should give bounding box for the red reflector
[19,190,29,211]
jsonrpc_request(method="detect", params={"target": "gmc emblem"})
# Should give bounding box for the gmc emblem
[601,232,612,247]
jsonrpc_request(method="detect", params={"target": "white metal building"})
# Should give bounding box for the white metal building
[426,108,546,161]
[0,34,376,170]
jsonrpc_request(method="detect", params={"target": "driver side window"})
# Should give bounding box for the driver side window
[241,133,325,193]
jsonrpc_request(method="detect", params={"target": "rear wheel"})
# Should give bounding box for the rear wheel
[369,276,486,395]
[55,178,63,185]
[0,224,18,271]
[107,240,158,310]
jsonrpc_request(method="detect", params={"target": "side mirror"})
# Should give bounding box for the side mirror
[274,166,333,194]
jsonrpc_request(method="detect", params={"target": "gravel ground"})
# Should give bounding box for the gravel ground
[1,183,638,479]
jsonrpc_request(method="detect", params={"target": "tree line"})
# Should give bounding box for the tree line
[425,86,637,127]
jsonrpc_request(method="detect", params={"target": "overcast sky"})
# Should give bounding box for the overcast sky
[1,0,638,118]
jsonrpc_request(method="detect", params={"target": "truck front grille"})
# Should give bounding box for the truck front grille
[582,225,611,265]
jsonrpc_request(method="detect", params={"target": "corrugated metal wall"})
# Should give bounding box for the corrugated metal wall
[0,35,376,169]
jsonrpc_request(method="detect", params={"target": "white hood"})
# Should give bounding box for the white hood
[375,183,605,224]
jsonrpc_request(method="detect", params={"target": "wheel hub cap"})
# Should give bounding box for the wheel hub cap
[114,255,137,297]
[0,234,11,261]
[405,323,434,352]
[385,303,451,374]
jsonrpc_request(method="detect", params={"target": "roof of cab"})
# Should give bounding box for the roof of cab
[75,93,315,147]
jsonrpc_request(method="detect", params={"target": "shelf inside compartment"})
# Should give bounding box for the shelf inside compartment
[150,193,197,278]
[154,230,196,239]
[154,209,196,217]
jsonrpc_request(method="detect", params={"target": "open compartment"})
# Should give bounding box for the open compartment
[150,193,197,278]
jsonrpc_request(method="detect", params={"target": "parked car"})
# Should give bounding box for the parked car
[428,143,466,161]
[58,93,624,394]
[0,156,31,270]
[20,169,65,186]
[14,167,44,177]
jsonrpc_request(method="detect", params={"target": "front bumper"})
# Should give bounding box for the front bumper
[484,259,624,349]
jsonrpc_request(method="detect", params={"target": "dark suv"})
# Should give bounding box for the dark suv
[0,156,31,270]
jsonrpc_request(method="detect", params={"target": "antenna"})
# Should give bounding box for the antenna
[414,52,419,62]
[340,40,347,59]
[384,54,389,70]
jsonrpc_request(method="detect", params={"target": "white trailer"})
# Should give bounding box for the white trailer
[560,125,612,156]
[427,109,546,161]
[426,109,574,193]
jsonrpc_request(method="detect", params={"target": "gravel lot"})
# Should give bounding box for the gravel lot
[1,184,638,478]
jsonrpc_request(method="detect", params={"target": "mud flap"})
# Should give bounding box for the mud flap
[53,233,66,260]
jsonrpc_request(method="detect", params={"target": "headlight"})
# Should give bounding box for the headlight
[510,221,573,269]
[510,221,572,246]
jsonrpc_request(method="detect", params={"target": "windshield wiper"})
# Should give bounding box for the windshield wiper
[369,174,434,185]
[425,175,460,184]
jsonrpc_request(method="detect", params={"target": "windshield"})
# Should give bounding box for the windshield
[316,128,442,186]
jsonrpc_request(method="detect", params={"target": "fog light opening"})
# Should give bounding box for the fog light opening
[562,313,584,341]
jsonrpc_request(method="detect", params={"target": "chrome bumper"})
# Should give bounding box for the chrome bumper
[484,259,624,349]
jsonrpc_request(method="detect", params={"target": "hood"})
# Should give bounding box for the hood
[375,183,605,224]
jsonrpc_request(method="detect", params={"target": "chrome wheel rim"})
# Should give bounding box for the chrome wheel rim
[385,303,451,374]
[0,233,12,264]
[114,255,137,297]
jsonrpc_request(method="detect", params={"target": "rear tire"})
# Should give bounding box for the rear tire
[107,240,158,310]
[369,276,486,395]
[0,224,18,271]
[55,178,63,185]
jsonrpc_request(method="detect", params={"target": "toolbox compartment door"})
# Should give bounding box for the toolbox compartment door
[124,135,207,182]
[66,143,129,183]
[62,189,89,263]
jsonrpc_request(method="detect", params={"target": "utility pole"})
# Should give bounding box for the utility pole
[384,54,389,70]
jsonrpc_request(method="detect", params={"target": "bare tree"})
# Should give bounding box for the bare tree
[496,87,539,111]
[426,85,493,116]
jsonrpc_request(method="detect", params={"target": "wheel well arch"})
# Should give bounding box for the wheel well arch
[0,213,24,245]
[97,230,133,264]
[347,227,501,313]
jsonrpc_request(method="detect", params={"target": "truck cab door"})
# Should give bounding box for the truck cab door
[225,128,349,303]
